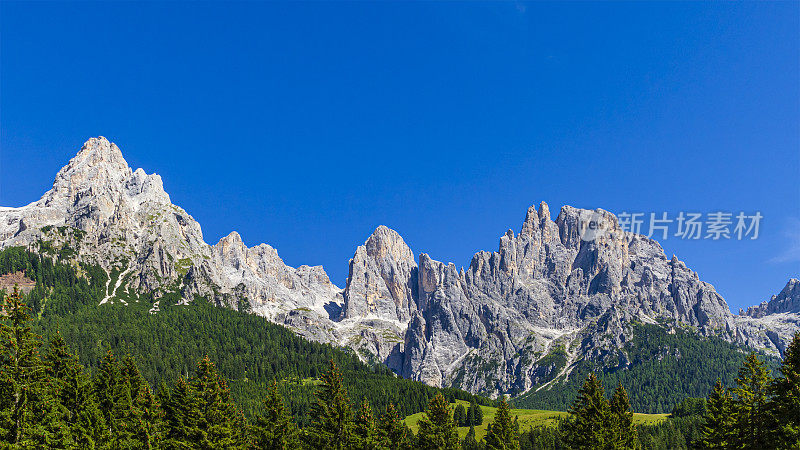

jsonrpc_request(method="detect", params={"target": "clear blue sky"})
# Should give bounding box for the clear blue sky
[1,1,798,312]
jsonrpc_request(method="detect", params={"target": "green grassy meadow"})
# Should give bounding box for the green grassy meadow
[404,400,669,440]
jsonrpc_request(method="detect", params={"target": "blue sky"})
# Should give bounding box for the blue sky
[1,1,797,312]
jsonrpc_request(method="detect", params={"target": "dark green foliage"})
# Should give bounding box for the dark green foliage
[188,356,246,448]
[466,400,483,426]
[562,373,610,448]
[0,288,68,447]
[608,385,637,449]
[306,360,354,450]
[637,416,703,450]
[44,333,107,448]
[515,323,776,413]
[353,398,378,449]
[770,332,800,447]
[730,353,772,448]
[560,374,640,449]
[251,381,300,449]
[696,379,734,449]
[416,393,461,450]
[162,377,194,449]
[462,424,479,450]
[454,403,467,427]
[670,397,706,418]
[377,403,412,450]
[485,396,519,450]
[0,246,493,422]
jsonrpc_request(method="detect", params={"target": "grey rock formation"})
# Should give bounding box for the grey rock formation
[743,279,800,318]
[734,279,800,355]
[1,137,796,398]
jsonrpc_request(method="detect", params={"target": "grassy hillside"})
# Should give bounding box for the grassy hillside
[404,400,668,441]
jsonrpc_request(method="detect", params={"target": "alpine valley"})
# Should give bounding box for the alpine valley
[2,137,798,412]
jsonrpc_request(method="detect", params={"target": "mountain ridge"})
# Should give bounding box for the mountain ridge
[1,137,797,398]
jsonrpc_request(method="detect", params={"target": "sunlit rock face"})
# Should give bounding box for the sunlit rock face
[1,136,795,397]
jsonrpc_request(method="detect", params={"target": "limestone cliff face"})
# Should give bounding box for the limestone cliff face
[1,137,796,397]
[341,225,417,323]
[0,137,210,297]
[734,279,800,355]
[0,138,342,340]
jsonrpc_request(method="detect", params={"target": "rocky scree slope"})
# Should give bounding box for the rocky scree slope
[0,137,796,397]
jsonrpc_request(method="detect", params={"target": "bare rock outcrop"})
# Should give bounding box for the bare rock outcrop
[1,137,796,398]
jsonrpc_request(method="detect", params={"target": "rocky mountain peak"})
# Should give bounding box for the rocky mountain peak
[744,278,800,318]
[364,225,415,262]
[50,137,129,190]
[341,225,418,323]
[2,137,797,397]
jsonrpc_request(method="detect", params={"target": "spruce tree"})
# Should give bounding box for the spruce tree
[44,333,107,448]
[252,381,299,449]
[608,385,637,449]
[770,332,800,448]
[462,424,479,450]
[416,393,461,450]
[94,349,136,446]
[697,379,735,449]
[0,288,66,447]
[377,403,410,450]
[306,360,354,450]
[353,397,377,449]
[731,353,773,448]
[454,403,466,427]
[485,396,519,450]
[189,355,245,449]
[121,354,163,448]
[562,372,610,449]
[473,402,484,426]
[162,376,195,449]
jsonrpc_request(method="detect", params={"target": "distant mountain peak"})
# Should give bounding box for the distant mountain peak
[744,278,800,317]
[0,136,796,398]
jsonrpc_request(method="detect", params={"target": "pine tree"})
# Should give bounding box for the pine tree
[306,360,354,450]
[608,385,637,449]
[697,379,734,449]
[485,396,519,450]
[562,372,610,449]
[94,349,135,446]
[730,353,773,448]
[454,403,466,427]
[473,402,484,426]
[189,355,245,449]
[770,332,800,448]
[353,397,378,449]
[162,376,196,449]
[252,381,299,449]
[121,354,163,448]
[416,393,461,450]
[462,424,479,450]
[44,333,107,448]
[0,288,66,447]
[377,403,410,450]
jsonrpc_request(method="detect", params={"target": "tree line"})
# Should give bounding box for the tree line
[0,246,494,422]
[0,287,495,449]
[516,332,800,449]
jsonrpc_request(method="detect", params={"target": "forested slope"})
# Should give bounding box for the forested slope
[514,323,778,413]
[0,246,493,419]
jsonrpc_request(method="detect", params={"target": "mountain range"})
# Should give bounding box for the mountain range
[1,137,797,398]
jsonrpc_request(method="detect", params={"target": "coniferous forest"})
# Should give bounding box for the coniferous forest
[0,246,799,449]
